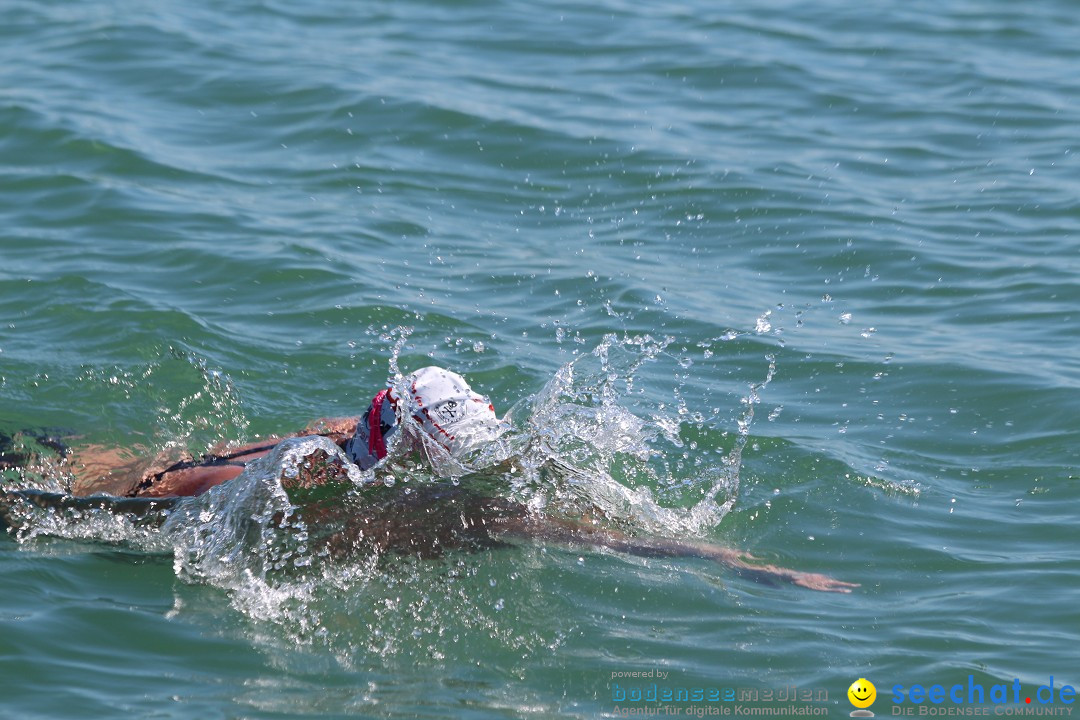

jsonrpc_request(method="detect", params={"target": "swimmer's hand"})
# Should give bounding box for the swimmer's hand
[299,416,360,437]
[281,449,355,504]
[517,518,859,594]
[696,546,859,593]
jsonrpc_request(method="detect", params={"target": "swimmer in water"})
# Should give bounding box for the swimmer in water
[51,365,503,499]
[1,366,857,593]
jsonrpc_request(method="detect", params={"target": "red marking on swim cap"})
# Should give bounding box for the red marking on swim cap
[409,378,456,445]
[368,389,389,459]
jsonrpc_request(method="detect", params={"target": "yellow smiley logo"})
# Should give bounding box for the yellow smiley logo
[848,678,877,709]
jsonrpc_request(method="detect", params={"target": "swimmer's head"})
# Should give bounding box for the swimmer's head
[345,366,500,472]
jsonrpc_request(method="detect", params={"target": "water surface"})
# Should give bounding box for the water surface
[2,0,1079,717]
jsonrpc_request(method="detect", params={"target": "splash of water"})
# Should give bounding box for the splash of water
[163,436,367,582]
[157,346,252,453]
[2,331,780,656]
[159,435,375,644]
[5,330,778,553]
[497,333,775,536]
[2,348,253,495]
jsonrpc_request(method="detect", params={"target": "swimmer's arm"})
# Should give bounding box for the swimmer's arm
[513,517,859,593]
[1,488,179,531]
[685,543,859,593]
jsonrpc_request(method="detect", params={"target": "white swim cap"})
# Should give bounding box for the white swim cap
[345,366,500,471]
[403,366,500,460]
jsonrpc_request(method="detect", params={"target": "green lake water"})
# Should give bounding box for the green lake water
[2,0,1078,717]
